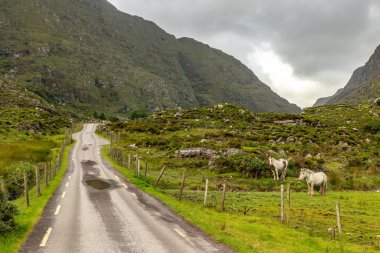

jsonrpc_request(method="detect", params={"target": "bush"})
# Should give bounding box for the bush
[3,162,35,200]
[0,190,19,234]
[363,120,380,134]
[213,155,267,178]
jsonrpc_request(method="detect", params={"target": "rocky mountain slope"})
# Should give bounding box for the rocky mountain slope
[0,0,300,116]
[0,76,73,136]
[314,44,380,106]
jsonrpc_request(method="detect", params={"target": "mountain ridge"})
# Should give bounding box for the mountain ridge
[0,0,301,116]
[314,44,380,106]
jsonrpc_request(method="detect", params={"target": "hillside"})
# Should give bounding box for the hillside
[314,44,380,106]
[0,0,300,116]
[103,102,380,191]
[0,76,73,137]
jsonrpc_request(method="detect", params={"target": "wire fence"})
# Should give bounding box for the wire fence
[0,129,73,207]
[101,130,377,246]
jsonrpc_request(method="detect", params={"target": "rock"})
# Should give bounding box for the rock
[200,139,208,143]
[352,128,359,132]
[276,137,284,143]
[223,148,243,156]
[129,144,138,150]
[174,112,183,118]
[175,148,216,159]
[214,104,224,109]
[286,136,295,143]
[338,141,349,147]
[305,153,313,158]
[365,138,371,143]
[278,150,286,156]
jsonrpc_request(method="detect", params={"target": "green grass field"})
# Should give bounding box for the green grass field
[0,142,73,253]
[102,145,380,253]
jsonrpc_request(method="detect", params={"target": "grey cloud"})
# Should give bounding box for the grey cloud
[108,0,380,106]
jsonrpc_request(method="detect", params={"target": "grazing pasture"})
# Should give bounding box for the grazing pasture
[101,103,380,252]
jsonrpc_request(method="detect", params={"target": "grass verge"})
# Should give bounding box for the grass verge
[0,142,74,253]
[101,145,376,253]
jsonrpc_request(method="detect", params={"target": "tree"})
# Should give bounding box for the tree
[92,111,98,119]
[0,190,19,234]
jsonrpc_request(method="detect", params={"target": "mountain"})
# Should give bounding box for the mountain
[0,0,301,116]
[314,44,380,106]
[0,76,73,136]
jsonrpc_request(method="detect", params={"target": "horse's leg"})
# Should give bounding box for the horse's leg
[271,169,276,181]
[307,183,311,196]
[311,183,314,196]
[275,169,279,181]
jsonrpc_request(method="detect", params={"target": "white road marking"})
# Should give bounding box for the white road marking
[122,183,128,189]
[62,192,66,199]
[68,176,71,180]
[174,227,195,246]
[132,193,137,199]
[39,227,53,247]
[54,205,62,215]
[114,175,120,181]
[65,182,69,188]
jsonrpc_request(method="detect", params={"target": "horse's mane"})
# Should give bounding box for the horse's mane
[302,168,314,174]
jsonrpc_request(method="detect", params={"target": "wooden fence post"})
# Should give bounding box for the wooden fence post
[137,159,141,177]
[24,173,29,208]
[50,162,53,180]
[281,184,284,222]
[128,154,131,169]
[286,183,291,224]
[144,161,148,179]
[328,227,336,239]
[336,202,342,236]
[179,169,186,201]
[155,166,166,187]
[135,155,139,174]
[221,184,227,212]
[36,166,41,197]
[204,179,209,206]
[45,163,49,187]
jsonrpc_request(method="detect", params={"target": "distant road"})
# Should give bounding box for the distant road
[21,124,233,253]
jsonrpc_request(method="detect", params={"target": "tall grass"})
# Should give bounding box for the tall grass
[0,142,73,253]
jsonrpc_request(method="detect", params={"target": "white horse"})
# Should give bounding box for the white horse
[298,168,327,196]
[268,156,288,181]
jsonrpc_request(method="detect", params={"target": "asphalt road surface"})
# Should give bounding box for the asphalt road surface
[21,124,233,253]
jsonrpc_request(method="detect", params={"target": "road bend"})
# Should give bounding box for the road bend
[21,124,233,253]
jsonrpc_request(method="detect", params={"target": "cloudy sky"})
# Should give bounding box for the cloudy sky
[107,0,380,108]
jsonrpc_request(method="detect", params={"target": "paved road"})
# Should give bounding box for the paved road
[21,124,233,253]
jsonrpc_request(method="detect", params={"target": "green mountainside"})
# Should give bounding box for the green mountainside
[0,0,300,116]
[314,44,380,106]
[104,103,380,191]
[0,76,73,137]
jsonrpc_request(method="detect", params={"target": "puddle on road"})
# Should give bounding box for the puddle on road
[86,179,111,190]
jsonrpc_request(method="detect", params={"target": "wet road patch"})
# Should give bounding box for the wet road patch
[86,179,111,190]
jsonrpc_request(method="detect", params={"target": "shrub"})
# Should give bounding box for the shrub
[0,190,19,234]
[363,120,380,134]
[3,162,35,200]
[213,155,267,178]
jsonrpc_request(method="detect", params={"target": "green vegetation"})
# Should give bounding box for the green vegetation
[0,191,18,235]
[101,103,380,191]
[0,143,73,253]
[98,103,380,251]
[0,0,300,116]
[102,146,379,253]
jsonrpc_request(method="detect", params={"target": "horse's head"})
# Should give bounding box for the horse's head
[268,156,272,165]
[298,168,308,180]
